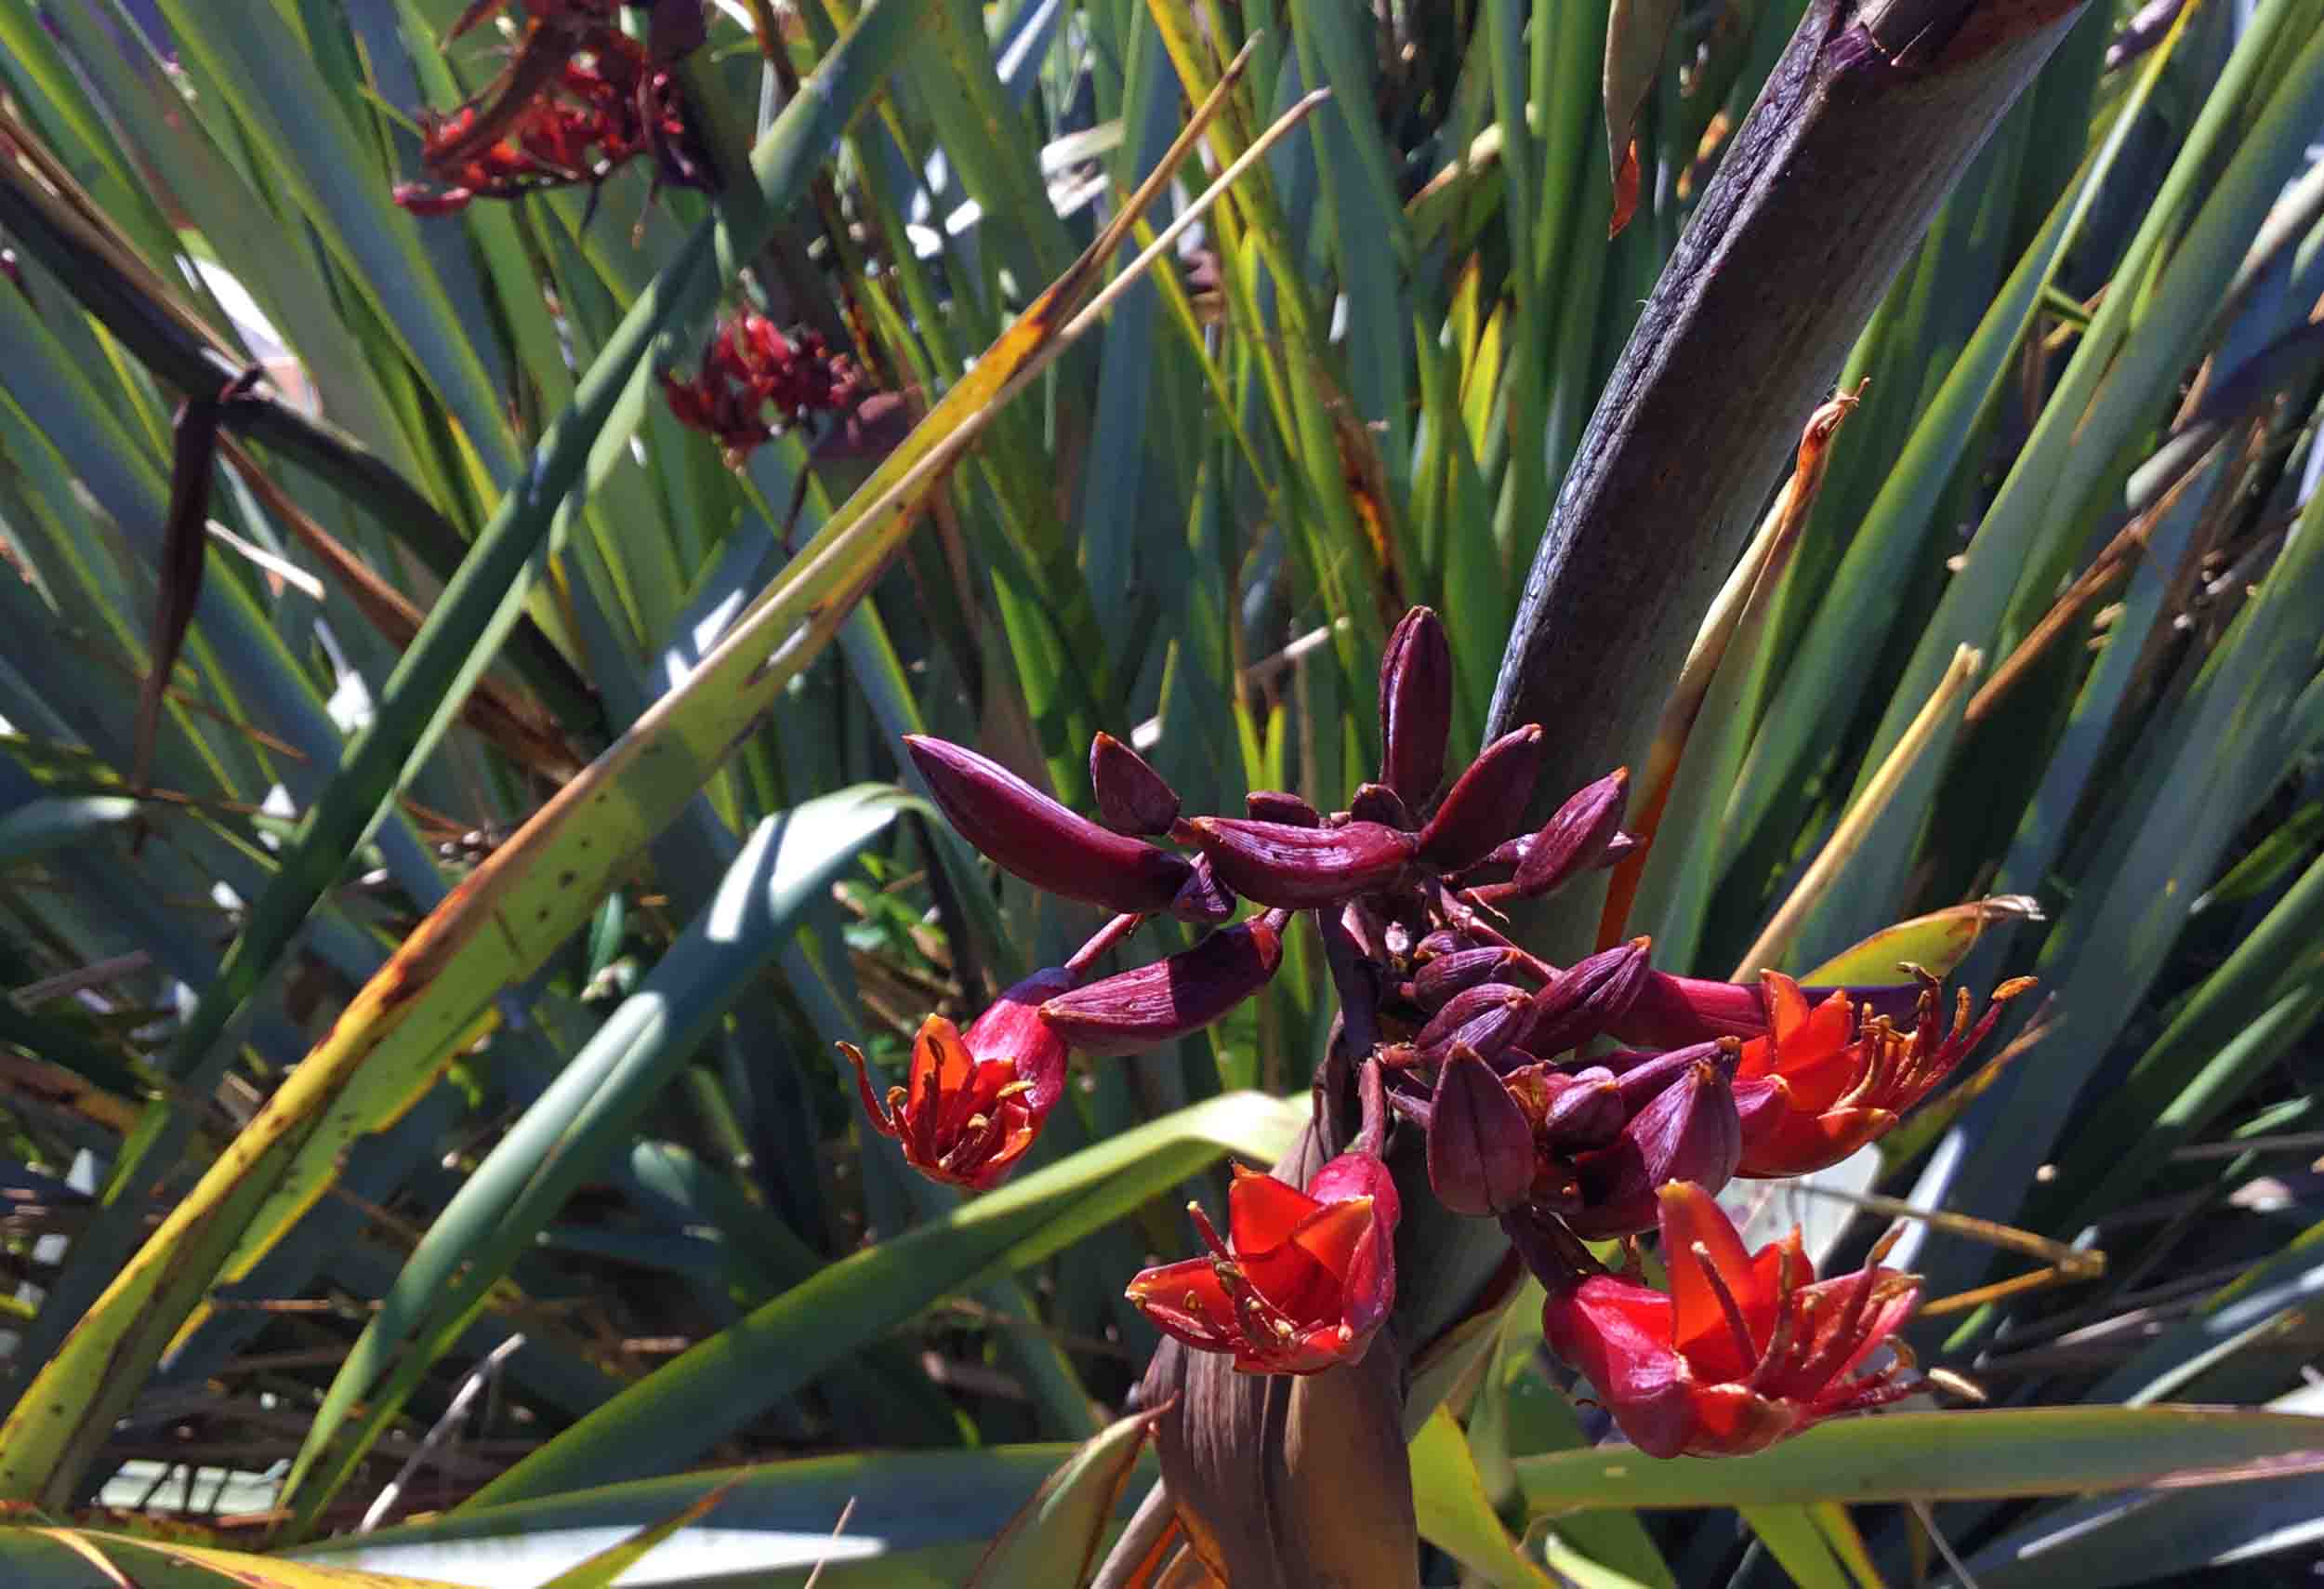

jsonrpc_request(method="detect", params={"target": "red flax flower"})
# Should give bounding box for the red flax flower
[394,9,712,216]
[662,312,862,464]
[839,969,1071,1191]
[1732,969,2035,1177]
[1126,1151,1400,1375]
[1541,1182,1922,1458]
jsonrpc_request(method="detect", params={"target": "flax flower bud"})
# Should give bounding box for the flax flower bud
[1185,818,1414,909]
[1520,938,1652,1057]
[1347,781,1414,830]
[1090,731,1182,837]
[1468,768,1633,903]
[1040,917,1287,1056]
[1567,1045,1741,1238]
[1246,789,1323,827]
[1406,946,1526,1010]
[1416,724,1547,872]
[905,735,1192,915]
[1426,1044,1537,1216]
[1413,983,1535,1066]
[1380,606,1453,807]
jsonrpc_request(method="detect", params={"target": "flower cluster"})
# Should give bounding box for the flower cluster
[846,606,2027,1452]
[393,1,713,217]
[661,312,864,464]
[1526,1183,1925,1457]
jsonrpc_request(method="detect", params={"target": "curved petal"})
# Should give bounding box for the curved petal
[1736,1106,1894,1178]
[1244,1206,1367,1322]
[1659,1182,1782,1382]
[1306,1151,1403,1233]
[1680,1384,1797,1457]
[1542,1278,1692,1459]
[1336,1224,1395,1344]
[1795,1269,1921,1386]
[1126,1257,1241,1354]
[1227,1164,1325,1252]
[1764,972,1808,1040]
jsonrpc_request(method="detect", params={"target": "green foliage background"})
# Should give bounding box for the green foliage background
[0,0,2320,1582]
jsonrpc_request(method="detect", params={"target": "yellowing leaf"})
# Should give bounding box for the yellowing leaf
[1409,1405,1558,1589]
[1603,0,1681,238]
[1800,895,2044,986]
[967,1405,1164,1587]
[0,1526,481,1588]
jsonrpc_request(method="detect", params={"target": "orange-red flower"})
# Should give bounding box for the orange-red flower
[1731,970,2034,1177]
[1126,1152,1399,1374]
[840,969,1071,1191]
[1540,1182,1922,1458]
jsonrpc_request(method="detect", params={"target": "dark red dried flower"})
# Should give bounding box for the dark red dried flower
[662,311,865,464]
[395,12,713,216]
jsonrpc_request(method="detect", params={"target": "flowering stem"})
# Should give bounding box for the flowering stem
[1352,1054,1389,1159]
[1065,911,1148,979]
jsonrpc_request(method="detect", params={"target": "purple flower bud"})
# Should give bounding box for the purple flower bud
[1090,732,1182,837]
[1567,1049,1741,1238]
[1246,789,1322,827]
[1406,947,1525,1010]
[1380,606,1453,807]
[1520,938,1652,1057]
[1539,1066,1627,1148]
[1414,983,1533,1060]
[906,735,1193,915]
[1168,854,1236,925]
[1607,1039,1735,1115]
[1427,1045,1537,1216]
[1039,917,1286,1055]
[1413,927,1480,960]
[1507,1062,1627,1150]
[1417,724,1548,872]
[1502,768,1632,899]
[1185,817,1414,909]
[1347,782,1413,830]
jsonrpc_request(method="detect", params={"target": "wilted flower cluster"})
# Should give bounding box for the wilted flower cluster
[848,606,2028,1456]
[661,312,864,464]
[393,0,713,217]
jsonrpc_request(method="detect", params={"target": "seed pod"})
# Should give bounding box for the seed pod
[1406,947,1524,1010]
[1416,724,1547,872]
[1247,789,1322,827]
[1041,918,1285,1056]
[1186,817,1414,909]
[1520,938,1652,1057]
[1427,1045,1536,1216]
[1380,606,1453,807]
[1346,782,1412,830]
[906,735,1192,914]
[1090,731,1182,836]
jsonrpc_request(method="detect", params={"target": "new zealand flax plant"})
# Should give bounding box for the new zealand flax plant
[4,0,2324,1584]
